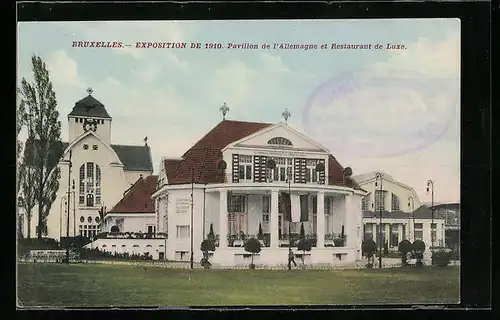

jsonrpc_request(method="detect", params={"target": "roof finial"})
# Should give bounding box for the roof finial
[219,102,229,120]
[87,87,93,95]
[143,136,148,146]
[282,108,291,124]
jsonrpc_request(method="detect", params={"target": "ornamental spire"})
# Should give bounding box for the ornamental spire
[282,108,291,124]
[219,102,229,120]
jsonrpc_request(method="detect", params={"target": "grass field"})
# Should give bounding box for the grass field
[17,263,460,307]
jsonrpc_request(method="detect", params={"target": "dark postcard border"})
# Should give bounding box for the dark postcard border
[13,0,491,313]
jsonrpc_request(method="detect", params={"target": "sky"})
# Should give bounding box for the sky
[17,19,460,204]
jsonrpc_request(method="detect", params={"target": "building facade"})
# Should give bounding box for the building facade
[430,203,460,251]
[19,91,154,241]
[353,172,446,251]
[147,120,366,267]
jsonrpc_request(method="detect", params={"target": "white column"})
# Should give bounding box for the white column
[316,191,325,248]
[219,190,228,248]
[270,190,279,248]
[344,195,354,247]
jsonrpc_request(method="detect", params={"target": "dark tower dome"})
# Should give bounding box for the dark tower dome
[68,88,111,119]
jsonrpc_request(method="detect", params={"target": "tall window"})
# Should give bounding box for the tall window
[305,159,318,183]
[273,158,293,182]
[176,226,190,239]
[79,162,101,207]
[262,195,270,213]
[431,223,437,244]
[390,224,399,247]
[364,223,373,241]
[374,190,387,211]
[362,193,371,211]
[238,155,252,181]
[377,223,387,245]
[312,196,317,214]
[229,195,246,213]
[414,223,423,240]
[391,193,400,211]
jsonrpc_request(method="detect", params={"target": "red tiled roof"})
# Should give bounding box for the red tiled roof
[163,120,362,190]
[108,175,158,213]
[166,120,272,184]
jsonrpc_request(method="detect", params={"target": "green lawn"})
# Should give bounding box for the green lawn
[17,263,460,307]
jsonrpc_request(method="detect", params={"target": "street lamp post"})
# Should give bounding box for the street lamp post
[190,167,194,269]
[407,196,415,241]
[426,180,435,249]
[60,195,67,247]
[375,172,383,269]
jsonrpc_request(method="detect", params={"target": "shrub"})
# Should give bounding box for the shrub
[110,225,119,233]
[333,237,346,247]
[257,223,264,240]
[299,223,305,240]
[398,239,412,266]
[432,248,452,267]
[200,238,216,269]
[296,238,312,266]
[244,238,261,269]
[362,239,377,268]
[207,224,215,240]
[412,240,426,267]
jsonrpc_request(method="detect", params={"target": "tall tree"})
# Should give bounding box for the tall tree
[19,54,62,240]
[17,88,25,238]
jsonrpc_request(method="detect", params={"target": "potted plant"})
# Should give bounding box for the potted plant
[398,239,412,267]
[362,239,377,268]
[244,237,261,270]
[412,240,426,267]
[296,238,312,268]
[200,238,216,269]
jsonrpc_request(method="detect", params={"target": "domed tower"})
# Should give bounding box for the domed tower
[67,88,112,144]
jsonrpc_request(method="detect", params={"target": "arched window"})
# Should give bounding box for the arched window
[79,162,101,206]
[267,137,293,147]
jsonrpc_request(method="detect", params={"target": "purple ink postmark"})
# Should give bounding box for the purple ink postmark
[302,70,458,157]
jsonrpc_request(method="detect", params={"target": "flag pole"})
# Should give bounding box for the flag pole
[288,173,292,271]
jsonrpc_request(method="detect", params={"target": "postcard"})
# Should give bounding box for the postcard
[16,18,460,308]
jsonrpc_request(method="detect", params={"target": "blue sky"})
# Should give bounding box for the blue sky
[17,19,460,203]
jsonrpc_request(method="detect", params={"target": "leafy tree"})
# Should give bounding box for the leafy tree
[412,240,426,267]
[244,238,261,269]
[362,239,377,268]
[19,141,38,239]
[16,88,25,198]
[200,238,216,269]
[19,54,62,239]
[296,238,312,267]
[398,239,412,267]
[257,223,264,240]
[300,223,305,240]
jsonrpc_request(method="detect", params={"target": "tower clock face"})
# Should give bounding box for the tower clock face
[83,119,98,132]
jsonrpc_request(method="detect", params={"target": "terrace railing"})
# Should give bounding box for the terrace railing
[95,232,168,240]
[324,233,346,247]
[226,233,271,248]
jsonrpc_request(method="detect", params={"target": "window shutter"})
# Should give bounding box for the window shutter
[294,158,301,183]
[259,156,267,182]
[232,154,239,183]
[253,155,267,182]
[300,158,307,183]
[318,159,326,184]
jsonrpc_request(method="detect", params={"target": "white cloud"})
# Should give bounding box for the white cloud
[46,50,84,88]
[207,61,259,109]
[260,53,291,73]
[132,65,162,83]
[372,32,460,78]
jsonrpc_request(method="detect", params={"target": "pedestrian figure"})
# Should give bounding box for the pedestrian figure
[289,251,297,267]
